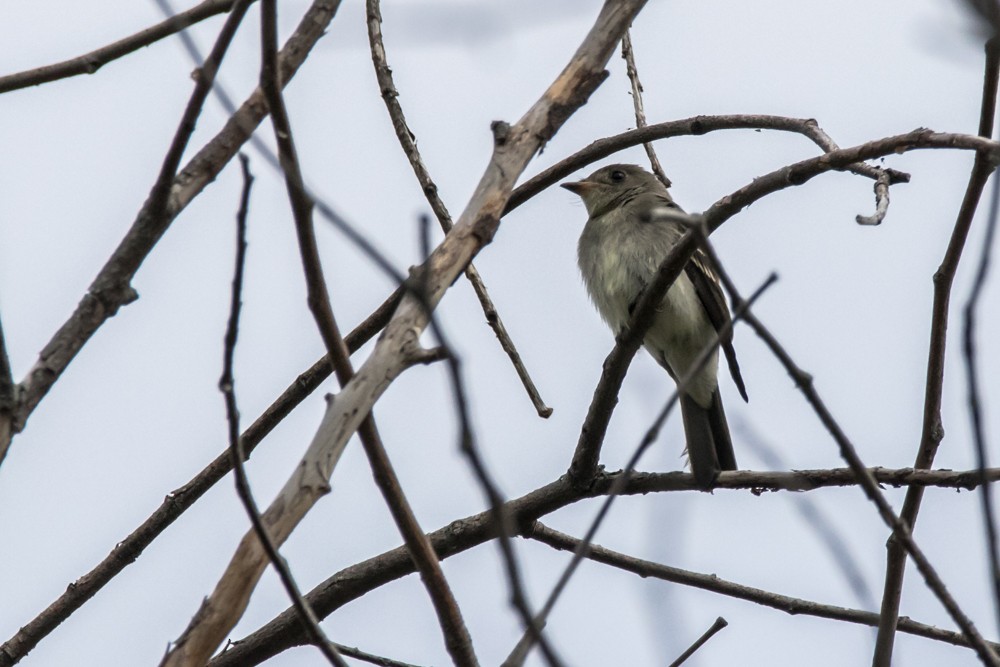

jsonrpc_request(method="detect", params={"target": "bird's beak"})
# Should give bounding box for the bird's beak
[561,180,597,196]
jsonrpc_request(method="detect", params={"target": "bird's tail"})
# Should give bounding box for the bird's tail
[680,390,737,488]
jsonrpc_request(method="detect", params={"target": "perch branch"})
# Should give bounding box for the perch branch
[207,468,1000,666]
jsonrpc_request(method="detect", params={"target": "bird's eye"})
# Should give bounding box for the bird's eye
[610,170,626,183]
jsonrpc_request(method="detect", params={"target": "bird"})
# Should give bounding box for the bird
[562,163,747,488]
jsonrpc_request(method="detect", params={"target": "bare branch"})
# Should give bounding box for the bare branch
[413,217,554,666]
[620,28,672,188]
[873,38,1000,666]
[365,0,551,419]
[0,0,247,94]
[10,0,344,448]
[506,114,912,215]
[667,617,728,667]
[208,467,1000,666]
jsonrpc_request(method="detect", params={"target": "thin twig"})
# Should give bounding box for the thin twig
[365,0,551,418]
[258,5,479,666]
[209,469,1000,667]
[526,522,1000,656]
[963,164,1000,635]
[507,270,775,667]
[667,617,728,667]
[872,38,1000,666]
[620,28,672,188]
[11,0,344,448]
[0,0,247,94]
[699,241,1000,666]
[217,155,346,666]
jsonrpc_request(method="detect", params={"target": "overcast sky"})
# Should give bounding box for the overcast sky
[2,1,999,666]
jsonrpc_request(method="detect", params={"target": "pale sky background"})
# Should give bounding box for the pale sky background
[2,1,1000,666]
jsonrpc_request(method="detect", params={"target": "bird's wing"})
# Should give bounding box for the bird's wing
[685,249,749,402]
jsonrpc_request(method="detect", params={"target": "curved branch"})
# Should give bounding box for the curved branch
[506,114,912,214]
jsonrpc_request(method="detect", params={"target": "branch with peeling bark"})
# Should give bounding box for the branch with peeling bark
[158,1,648,664]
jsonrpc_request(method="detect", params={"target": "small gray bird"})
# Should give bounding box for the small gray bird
[562,164,748,488]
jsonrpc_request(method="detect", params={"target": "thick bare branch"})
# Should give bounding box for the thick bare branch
[189,3,648,665]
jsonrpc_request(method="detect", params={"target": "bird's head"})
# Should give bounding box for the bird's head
[561,163,666,217]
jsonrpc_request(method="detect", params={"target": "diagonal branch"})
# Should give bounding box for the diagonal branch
[258,3,478,666]
[0,0,250,94]
[365,0,551,419]
[872,38,1000,666]
[189,4,649,663]
[668,617,728,667]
